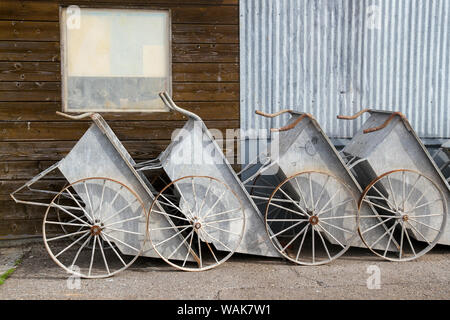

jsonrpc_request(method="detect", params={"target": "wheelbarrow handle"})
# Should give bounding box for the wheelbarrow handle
[271,113,313,132]
[159,91,202,121]
[363,112,405,134]
[56,111,95,120]
[255,109,294,118]
[336,108,371,120]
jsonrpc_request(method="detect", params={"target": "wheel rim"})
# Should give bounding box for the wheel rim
[265,171,358,265]
[358,169,447,261]
[148,176,245,271]
[43,177,147,278]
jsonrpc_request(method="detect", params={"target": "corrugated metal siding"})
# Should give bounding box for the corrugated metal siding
[240,0,450,138]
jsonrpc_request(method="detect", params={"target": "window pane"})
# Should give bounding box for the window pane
[62,8,171,112]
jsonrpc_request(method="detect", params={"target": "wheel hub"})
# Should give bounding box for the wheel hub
[194,222,202,230]
[402,215,409,222]
[90,225,102,236]
[309,215,319,225]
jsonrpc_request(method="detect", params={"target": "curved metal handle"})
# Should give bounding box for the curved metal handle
[56,111,95,120]
[255,109,294,118]
[159,92,202,121]
[337,109,371,120]
[271,113,312,132]
[363,112,405,134]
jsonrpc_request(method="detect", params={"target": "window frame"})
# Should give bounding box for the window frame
[59,5,172,113]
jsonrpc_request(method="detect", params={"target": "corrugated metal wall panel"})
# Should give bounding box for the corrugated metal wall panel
[240,0,450,138]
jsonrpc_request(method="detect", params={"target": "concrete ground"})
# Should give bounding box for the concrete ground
[0,241,449,300]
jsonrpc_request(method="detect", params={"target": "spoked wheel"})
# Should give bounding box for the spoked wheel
[43,177,147,278]
[148,176,245,271]
[358,169,447,261]
[265,171,358,265]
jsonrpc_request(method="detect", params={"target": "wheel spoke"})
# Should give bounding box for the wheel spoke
[371,185,397,211]
[103,232,141,253]
[167,229,195,260]
[102,234,127,267]
[197,231,203,269]
[404,175,421,205]
[408,218,441,232]
[319,220,354,234]
[50,203,91,227]
[102,199,139,224]
[202,230,219,264]
[98,179,107,221]
[182,230,195,267]
[105,226,144,236]
[309,173,314,210]
[316,224,345,248]
[321,215,356,220]
[66,188,92,222]
[280,223,309,253]
[103,215,142,228]
[311,226,315,264]
[97,236,110,275]
[45,221,89,228]
[47,230,90,242]
[405,199,442,213]
[295,224,309,261]
[203,207,242,220]
[313,175,330,211]
[198,178,212,217]
[294,176,309,209]
[191,177,198,214]
[369,222,397,249]
[386,175,399,210]
[203,217,243,225]
[317,198,354,217]
[383,221,398,257]
[361,217,395,235]
[84,181,95,220]
[269,220,304,239]
[70,234,92,269]
[363,199,399,215]
[151,209,190,222]
[316,227,332,260]
[399,223,405,259]
[150,224,192,231]
[54,231,90,258]
[88,235,97,276]
[404,225,417,256]
[153,226,191,248]
[204,223,242,236]
[267,218,307,222]
[277,186,310,217]
[268,202,308,218]
[201,189,227,221]
[202,229,232,252]
[176,185,195,220]
[316,188,341,217]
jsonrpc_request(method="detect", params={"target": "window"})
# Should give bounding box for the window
[60,7,171,112]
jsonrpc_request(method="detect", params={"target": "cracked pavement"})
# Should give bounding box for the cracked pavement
[0,242,449,299]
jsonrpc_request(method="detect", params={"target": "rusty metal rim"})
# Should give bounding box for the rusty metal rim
[265,170,358,266]
[42,177,147,279]
[148,175,245,272]
[357,169,447,262]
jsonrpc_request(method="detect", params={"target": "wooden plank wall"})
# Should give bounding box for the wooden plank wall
[0,0,240,238]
